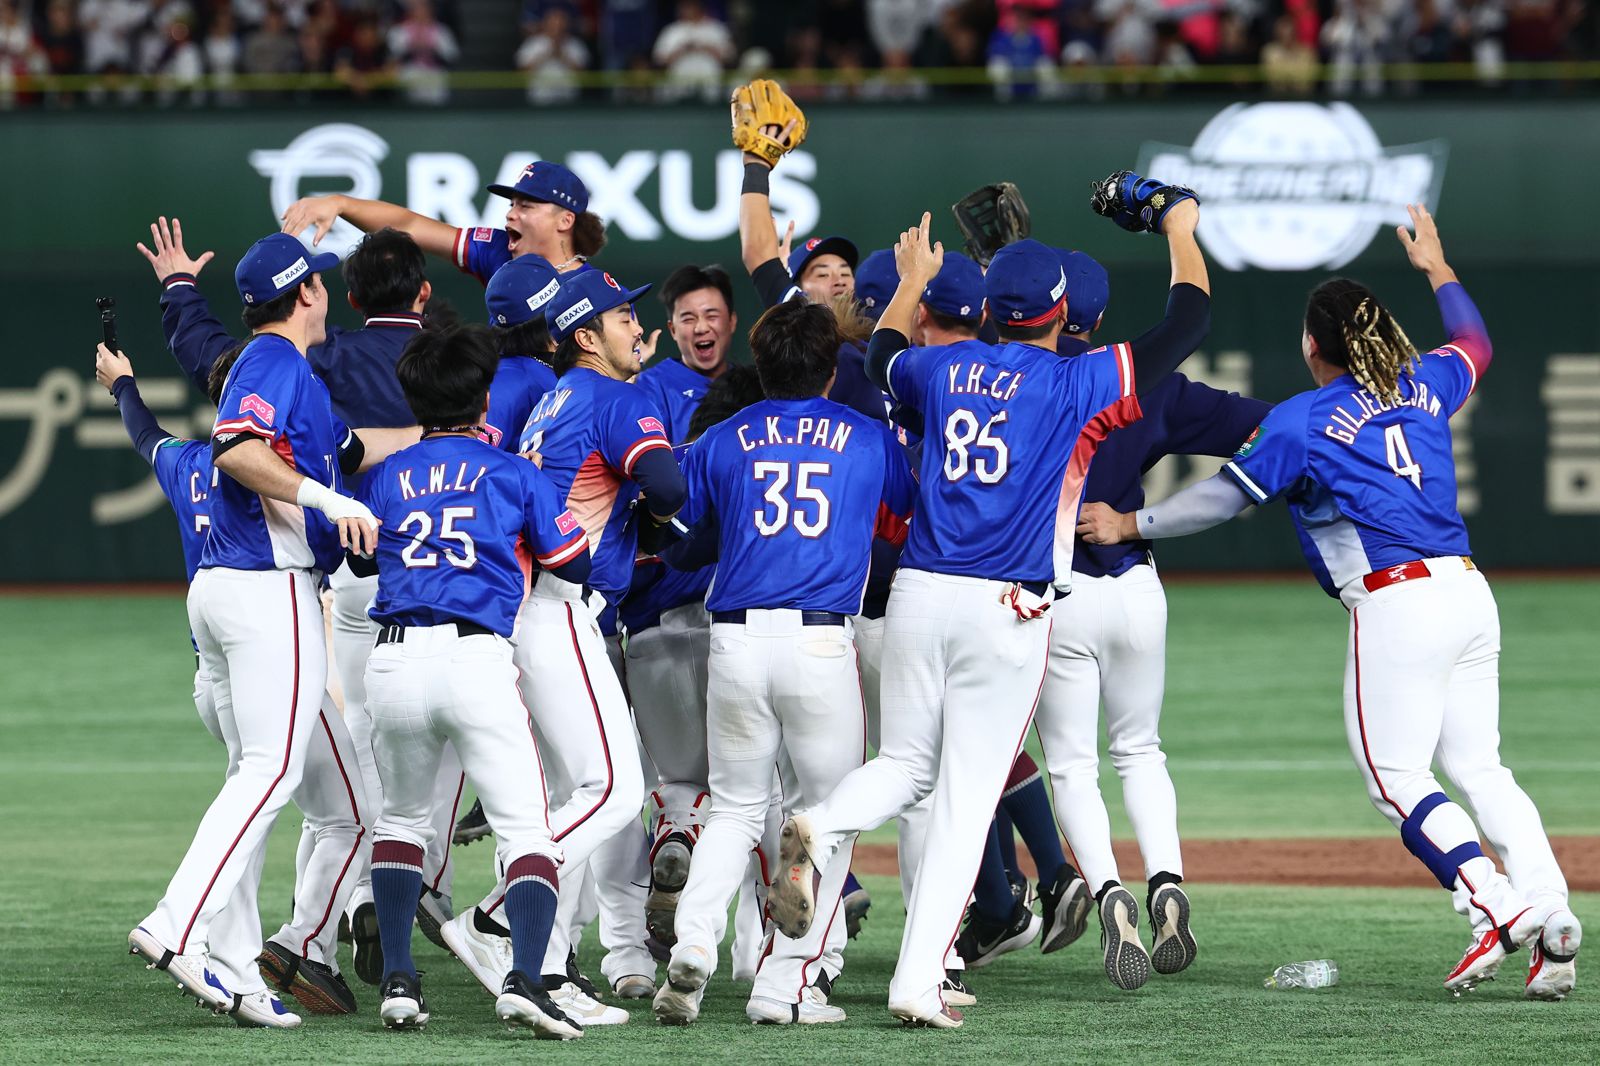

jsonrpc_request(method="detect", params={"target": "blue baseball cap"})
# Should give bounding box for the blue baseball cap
[487,160,589,215]
[1054,249,1110,335]
[234,233,339,306]
[854,249,899,318]
[545,269,651,343]
[921,251,985,320]
[787,235,858,281]
[485,254,563,327]
[984,238,1067,327]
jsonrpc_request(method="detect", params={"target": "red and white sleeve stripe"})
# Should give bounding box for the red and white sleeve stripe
[536,531,589,568]
[212,415,273,440]
[620,436,672,476]
[1438,343,1480,397]
[452,226,470,270]
[1113,341,1134,398]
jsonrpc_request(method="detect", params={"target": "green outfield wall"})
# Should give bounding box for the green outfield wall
[2,100,1597,580]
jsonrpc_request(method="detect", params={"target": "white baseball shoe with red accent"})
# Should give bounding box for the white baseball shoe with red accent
[1445,907,1541,994]
[1525,910,1581,1002]
[769,815,821,940]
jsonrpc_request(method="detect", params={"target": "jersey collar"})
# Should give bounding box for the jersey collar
[363,311,425,330]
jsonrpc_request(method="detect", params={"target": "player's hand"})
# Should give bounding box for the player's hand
[281,194,346,246]
[94,343,133,392]
[1395,203,1448,277]
[893,211,944,288]
[637,327,663,369]
[776,217,795,262]
[1158,197,1199,237]
[337,514,380,557]
[1075,502,1136,545]
[136,216,215,283]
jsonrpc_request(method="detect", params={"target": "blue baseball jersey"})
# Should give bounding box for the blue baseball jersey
[482,354,557,451]
[148,437,214,582]
[204,334,352,573]
[885,337,1140,587]
[359,435,587,636]
[634,358,711,444]
[679,397,916,614]
[1222,346,1480,597]
[518,367,674,601]
[452,228,595,286]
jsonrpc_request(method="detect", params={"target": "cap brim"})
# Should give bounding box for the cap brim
[306,251,341,274]
[795,236,860,275]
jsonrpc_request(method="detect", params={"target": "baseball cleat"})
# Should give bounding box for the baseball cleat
[613,974,657,999]
[647,832,693,946]
[747,986,846,1025]
[1525,909,1580,1001]
[956,898,1041,969]
[128,926,233,1012]
[350,901,385,987]
[453,799,491,845]
[379,970,430,1029]
[228,989,302,1029]
[1445,907,1541,994]
[1039,865,1091,954]
[550,981,629,1025]
[257,938,358,1014]
[1148,883,1199,975]
[1099,886,1151,990]
[770,814,821,940]
[497,971,584,1039]
[415,889,453,951]
[654,945,712,1026]
[440,910,513,997]
[942,970,977,1007]
[844,880,873,940]
[565,950,606,1000]
[890,1000,963,1029]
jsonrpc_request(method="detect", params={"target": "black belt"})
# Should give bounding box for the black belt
[375,620,495,645]
[711,610,847,627]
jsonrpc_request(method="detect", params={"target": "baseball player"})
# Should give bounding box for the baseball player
[1024,247,1270,989]
[438,269,680,1026]
[482,253,562,449]
[137,218,462,983]
[769,189,1206,1026]
[1077,205,1579,1001]
[350,323,591,1037]
[126,233,400,1025]
[280,160,603,282]
[651,297,917,1026]
[97,343,372,1023]
[633,264,737,441]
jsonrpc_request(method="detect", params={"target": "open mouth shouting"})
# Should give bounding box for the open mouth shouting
[506,225,523,255]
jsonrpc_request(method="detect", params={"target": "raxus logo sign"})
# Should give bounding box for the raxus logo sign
[1136,103,1448,271]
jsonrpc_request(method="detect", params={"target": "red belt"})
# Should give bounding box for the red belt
[1361,556,1473,593]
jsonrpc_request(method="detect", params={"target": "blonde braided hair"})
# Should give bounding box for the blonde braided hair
[1306,279,1418,404]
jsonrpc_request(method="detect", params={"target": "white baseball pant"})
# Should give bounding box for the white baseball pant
[1342,559,1567,930]
[330,566,459,914]
[628,603,713,845]
[475,573,645,973]
[1035,564,1182,891]
[143,568,328,966]
[363,623,559,870]
[670,610,867,1005]
[803,569,1051,1015]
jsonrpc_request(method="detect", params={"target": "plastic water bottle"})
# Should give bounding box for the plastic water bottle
[1265,960,1340,989]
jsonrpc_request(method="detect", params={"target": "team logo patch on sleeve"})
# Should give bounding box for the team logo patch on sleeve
[240,394,276,426]
[636,416,665,436]
[472,227,493,242]
[478,422,503,447]
[556,510,579,535]
[1234,425,1262,458]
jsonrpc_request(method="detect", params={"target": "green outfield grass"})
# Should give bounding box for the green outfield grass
[1,578,1595,1063]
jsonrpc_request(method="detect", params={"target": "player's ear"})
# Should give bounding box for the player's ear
[559,209,576,234]
[346,291,360,312]
[417,279,433,309]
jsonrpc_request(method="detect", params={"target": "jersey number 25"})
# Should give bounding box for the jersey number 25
[753,461,831,538]
[399,507,478,569]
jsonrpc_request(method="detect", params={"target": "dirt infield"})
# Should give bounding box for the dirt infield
[853,836,1600,890]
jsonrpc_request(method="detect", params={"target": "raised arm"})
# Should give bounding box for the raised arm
[1396,203,1492,378]
[280,194,458,258]
[733,79,809,304]
[95,346,176,459]
[137,216,232,393]
[866,212,944,391]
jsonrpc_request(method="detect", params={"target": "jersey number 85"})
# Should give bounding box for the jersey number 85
[944,409,1009,483]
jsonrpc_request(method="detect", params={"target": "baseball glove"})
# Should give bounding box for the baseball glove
[731,79,808,168]
[951,182,1031,268]
[1089,170,1199,235]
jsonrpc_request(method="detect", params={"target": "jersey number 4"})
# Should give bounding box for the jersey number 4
[1384,425,1423,490]
[944,410,1009,483]
[399,507,478,569]
[753,461,831,538]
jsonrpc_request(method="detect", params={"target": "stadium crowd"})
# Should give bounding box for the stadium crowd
[1,0,1594,105]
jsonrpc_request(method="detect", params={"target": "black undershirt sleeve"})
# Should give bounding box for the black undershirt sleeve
[866,328,910,393]
[751,257,796,309]
[1127,283,1211,395]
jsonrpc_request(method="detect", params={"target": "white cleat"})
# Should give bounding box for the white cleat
[747,985,846,1025]
[439,911,513,997]
[613,974,657,1000]
[1526,910,1581,1002]
[941,970,977,1007]
[128,926,233,1012]
[1446,906,1543,995]
[889,999,963,1029]
[551,981,629,1025]
[228,989,303,1028]
[654,945,712,1026]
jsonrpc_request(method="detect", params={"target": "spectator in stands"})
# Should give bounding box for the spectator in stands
[388,0,457,104]
[866,0,931,97]
[1453,0,1507,83]
[1321,0,1391,96]
[1260,12,1317,94]
[36,0,84,77]
[1400,0,1454,65]
[652,0,733,102]
[819,0,871,70]
[242,4,302,77]
[517,4,588,104]
[139,11,205,104]
[599,0,657,71]
[298,19,332,76]
[202,4,242,104]
[1101,0,1157,66]
[80,0,143,77]
[335,13,393,98]
[0,0,43,103]
[1504,0,1566,60]
[988,5,1054,98]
